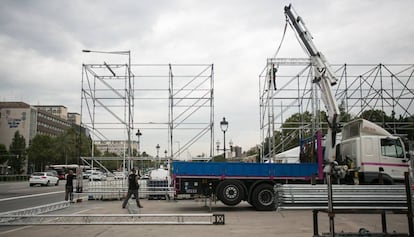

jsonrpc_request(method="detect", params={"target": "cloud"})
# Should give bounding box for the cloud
[1,0,413,156]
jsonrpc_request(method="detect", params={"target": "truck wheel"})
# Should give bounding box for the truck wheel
[217,180,244,206]
[251,183,275,211]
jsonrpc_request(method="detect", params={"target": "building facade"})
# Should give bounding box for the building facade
[0,102,80,174]
[67,112,81,125]
[34,105,68,120]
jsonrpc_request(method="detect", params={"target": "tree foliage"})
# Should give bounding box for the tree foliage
[358,109,414,140]
[26,127,95,171]
[0,144,9,165]
[9,131,26,174]
[27,134,54,171]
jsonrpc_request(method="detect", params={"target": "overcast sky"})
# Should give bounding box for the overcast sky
[1,0,413,158]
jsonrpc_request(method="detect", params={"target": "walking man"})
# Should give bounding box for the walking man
[122,168,143,208]
[65,170,74,202]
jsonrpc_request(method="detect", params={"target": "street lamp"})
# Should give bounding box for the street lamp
[164,149,167,166]
[136,129,142,169]
[220,117,229,159]
[229,140,234,158]
[156,144,160,169]
[82,49,133,171]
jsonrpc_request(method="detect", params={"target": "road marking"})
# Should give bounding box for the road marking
[0,226,31,235]
[74,208,91,214]
[0,191,64,202]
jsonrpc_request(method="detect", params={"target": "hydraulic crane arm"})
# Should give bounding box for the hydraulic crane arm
[284,4,341,163]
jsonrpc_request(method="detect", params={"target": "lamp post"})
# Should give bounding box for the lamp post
[220,117,229,159]
[164,150,167,166]
[82,49,133,171]
[229,140,234,159]
[135,129,142,169]
[156,144,160,169]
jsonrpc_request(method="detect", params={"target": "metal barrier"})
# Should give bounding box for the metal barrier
[86,179,174,200]
[275,184,413,210]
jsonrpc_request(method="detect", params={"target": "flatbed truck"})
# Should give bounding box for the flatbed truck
[173,132,324,211]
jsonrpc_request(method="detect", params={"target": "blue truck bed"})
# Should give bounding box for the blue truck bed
[172,161,321,180]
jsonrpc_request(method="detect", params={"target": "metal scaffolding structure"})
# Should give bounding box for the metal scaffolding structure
[259,59,414,161]
[81,61,214,170]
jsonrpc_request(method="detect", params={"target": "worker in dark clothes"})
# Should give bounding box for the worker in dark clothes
[65,170,74,202]
[122,168,143,208]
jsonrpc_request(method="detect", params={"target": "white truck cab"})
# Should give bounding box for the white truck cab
[339,119,410,184]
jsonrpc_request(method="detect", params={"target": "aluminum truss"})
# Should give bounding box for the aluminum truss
[81,62,214,170]
[0,201,70,217]
[259,60,414,161]
[0,213,225,225]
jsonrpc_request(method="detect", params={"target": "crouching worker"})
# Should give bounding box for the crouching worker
[122,168,143,208]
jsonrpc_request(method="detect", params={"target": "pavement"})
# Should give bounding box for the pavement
[0,196,410,237]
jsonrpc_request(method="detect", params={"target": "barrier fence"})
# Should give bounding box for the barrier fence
[85,179,174,200]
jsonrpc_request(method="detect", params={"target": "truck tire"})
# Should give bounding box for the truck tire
[217,180,244,206]
[251,183,275,211]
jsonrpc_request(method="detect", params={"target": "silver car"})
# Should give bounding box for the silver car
[29,172,59,186]
[89,171,107,181]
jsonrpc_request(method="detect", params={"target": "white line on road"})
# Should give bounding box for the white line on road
[0,226,31,235]
[0,191,64,202]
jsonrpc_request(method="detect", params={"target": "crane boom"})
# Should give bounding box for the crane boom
[284,4,341,163]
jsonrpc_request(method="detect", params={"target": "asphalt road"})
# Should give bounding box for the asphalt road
[0,180,86,213]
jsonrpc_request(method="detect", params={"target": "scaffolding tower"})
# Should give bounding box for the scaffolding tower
[259,59,414,162]
[81,61,214,171]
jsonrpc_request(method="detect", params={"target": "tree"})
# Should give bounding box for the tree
[359,109,388,123]
[9,131,26,174]
[53,127,95,165]
[54,128,78,165]
[280,111,316,151]
[0,144,9,165]
[212,155,226,162]
[27,134,54,171]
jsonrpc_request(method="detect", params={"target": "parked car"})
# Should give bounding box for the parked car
[29,172,59,186]
[83,170,94,179]
[46,169,58,177]
[113,171,127,180]
[89,171,107,181]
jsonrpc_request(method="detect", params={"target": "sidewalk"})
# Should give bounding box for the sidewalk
[0,198,410,237]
